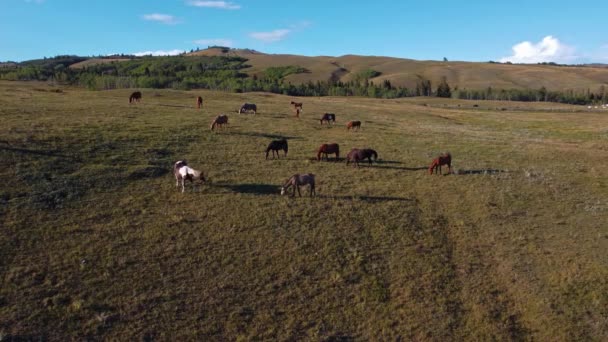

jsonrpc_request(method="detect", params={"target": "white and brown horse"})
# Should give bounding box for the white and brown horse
[173,160,206,192]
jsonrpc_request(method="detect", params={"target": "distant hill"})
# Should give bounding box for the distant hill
[184,48,608,92]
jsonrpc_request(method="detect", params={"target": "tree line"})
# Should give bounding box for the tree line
[1,55,606,105]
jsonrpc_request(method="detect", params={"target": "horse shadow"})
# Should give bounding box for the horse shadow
[367,160,427,171]
[230,132,301,140]
[455,169,508,175]
[318,194,414,203]
[214,183,278,195]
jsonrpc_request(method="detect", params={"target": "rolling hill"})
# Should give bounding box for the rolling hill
[184,47,608,92]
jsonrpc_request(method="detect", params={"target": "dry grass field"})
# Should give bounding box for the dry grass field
[0,81,607,340]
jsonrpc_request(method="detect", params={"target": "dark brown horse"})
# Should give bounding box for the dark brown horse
[266,139,288,159]
[210,114,228,131]
[317,143,340,161]
[196,96,203,109]
[346,148,378,167]
[347,120,361,130]
[239,103,257,114]
[320,113,336,125]
[429,152,452,175]
[129,91,142,103]
[281,173,315,197]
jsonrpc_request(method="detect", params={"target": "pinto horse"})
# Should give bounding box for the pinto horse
[429,152,452,175]
[239,103,257,114]
[174,160,206,193]
[196,96,203,109]
[266,139,288,159]
[210,114,228,131]
[320,113,336,125]
[317,143,340,161]
[347,120,361,130]
[281,173,316,197]
[346,148,378,167]
[129,91,142,103]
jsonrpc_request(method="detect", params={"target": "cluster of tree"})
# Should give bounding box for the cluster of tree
[454,86,608,105]
[1,55,606,104]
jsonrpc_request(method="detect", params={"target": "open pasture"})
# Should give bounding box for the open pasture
[0,81,607,340]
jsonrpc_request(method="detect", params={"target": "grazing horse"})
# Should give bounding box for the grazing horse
[196,96,203,109]
[239,103,257,114]
[347,120,361,130]
[317,143,340,161]
[173,160,206,193]
[429,152,452,175]
[266,139,288,159]
[320,113,336,125]
[129,91,142,103]
[281,173,316,197]
[346,148,378,167]
[210,114,228,131]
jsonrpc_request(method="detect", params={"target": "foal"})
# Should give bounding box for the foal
[429,152,452,175]
[266,139,288,159]
[173,160,206,193]
[281,173,316,197]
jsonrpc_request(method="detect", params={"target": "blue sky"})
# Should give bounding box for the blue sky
[2,0,608,63]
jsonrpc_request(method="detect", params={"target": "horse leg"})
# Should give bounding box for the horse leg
[297,185,302,197]
[181,179,185,193]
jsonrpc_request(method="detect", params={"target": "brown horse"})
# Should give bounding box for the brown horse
[266,139,288,159]
[210,114,228,131]
[346,148,378,167]
[281,173,316,197]
[429,152,452,175]
[129,91,142,103]
[317,143,340,161]
[196,96,203,109]
[173,160,206,193]
[290,101,303,110]
[320,113,336,125]
[347,120,361,130]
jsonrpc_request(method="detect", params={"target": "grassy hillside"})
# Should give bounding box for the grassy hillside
[188,48,608,91]
[1,81,607,340]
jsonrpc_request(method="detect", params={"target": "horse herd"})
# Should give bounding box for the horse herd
[128,91,453,196]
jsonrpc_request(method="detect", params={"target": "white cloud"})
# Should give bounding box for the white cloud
[194,39,234,47]
[187,1,240,9]
[133,49,185,57]
[142,13,180,25]
[249,29,291,43]
[500,36,577,64]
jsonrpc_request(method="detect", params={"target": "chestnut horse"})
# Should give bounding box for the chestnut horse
[210,114,228,130]
[320,113,336,125]
[281,173,316,197]
[129,91,142,103]
[429,152,452,175]
[346,148,378,167]
[347,120,361,130]
[196,96,203,109]
[174,160,206,193]
[317,143,340,161]
[266,139,288,159]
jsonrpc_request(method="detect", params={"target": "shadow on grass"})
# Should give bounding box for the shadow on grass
[230,132,301,140]
[318,194,414,202]
[0,146,81,161]
[214,183,278,195]
[455,169,508,175]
